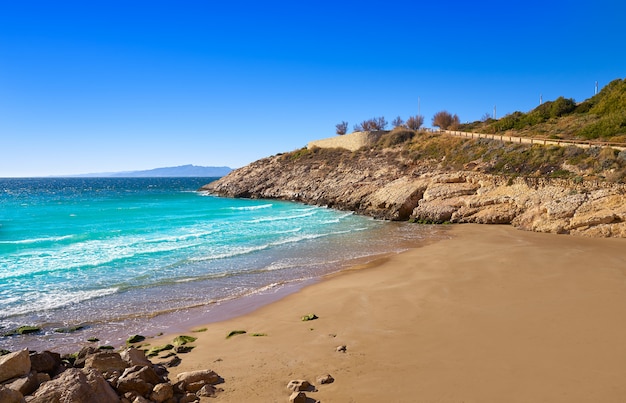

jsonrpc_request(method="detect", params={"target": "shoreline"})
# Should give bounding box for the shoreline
[149,224,626,402]
[1,223,447,355]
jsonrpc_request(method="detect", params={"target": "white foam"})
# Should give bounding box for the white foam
[228,203,273,211]
[250,210,317,223]
[0,287,119,319]
[0,234,75,245]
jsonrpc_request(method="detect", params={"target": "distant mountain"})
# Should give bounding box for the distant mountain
[73,165,232,177]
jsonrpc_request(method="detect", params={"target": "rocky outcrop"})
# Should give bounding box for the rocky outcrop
[0,346,223,402]
[202,147,626,237]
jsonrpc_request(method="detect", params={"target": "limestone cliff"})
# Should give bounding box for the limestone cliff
[202,146,626,238]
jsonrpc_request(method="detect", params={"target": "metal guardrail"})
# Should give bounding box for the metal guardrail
[439,130,626,151]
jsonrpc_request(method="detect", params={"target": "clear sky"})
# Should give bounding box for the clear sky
[1,1,625,177]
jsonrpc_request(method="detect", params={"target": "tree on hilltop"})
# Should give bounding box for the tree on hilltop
[406,115,424,130]
[336,121,348,135]
[392,116,405,128]
[353,116,388,132]
[432,111,460,130]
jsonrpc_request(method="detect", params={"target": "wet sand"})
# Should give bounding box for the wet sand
[153,224,626,402]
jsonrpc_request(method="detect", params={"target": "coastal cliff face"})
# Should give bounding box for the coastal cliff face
[202,146,626,238]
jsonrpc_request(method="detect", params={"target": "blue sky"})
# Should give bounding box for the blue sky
[1,1,625,176]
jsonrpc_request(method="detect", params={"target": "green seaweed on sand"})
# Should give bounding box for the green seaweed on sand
[172,335,197,346]
[301,314,318,321]
[146,344,174,357]
[226,330,247,339]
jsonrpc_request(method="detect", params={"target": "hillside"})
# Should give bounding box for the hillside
[203,130,626,237]
[203,79,626,238]
[461,78,626,142]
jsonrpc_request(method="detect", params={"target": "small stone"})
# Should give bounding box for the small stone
[196,384,222,397]
[289,391,307,403]
[126,334,146,344]
[287,379,311,392]
[161,355,181,368]
[173,345,194,354]
[317,373,335,384]
[336,345,347,352]
[178,392,199,403]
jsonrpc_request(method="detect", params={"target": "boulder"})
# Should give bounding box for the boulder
[149,382,173,402]
[0,385,24,403]
[0,349,31,383]
[28,368,119,403]
[120,348,152,367]
[85,351,130,373]
[29,351,61,375]
[73,346,99,368]
[2,371,39,396]
[175,369,221,387]
[116,365,162,396]
[178,392,200,403]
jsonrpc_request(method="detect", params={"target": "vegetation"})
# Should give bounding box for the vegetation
[335,121,348,135]
[172,335,197,345]
[353,116,388,132]
[461,78,626,142]
[392,116,404,128]
[146,343,174,357]
[406,115,424,130]
[320,78,626,182]
[54,325,85,333]
[226,330,247,339]
[301,313,318,321]
[432,110,460,130]
[126,334,146,344]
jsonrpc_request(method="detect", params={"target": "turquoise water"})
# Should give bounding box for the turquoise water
[0,177,445,352]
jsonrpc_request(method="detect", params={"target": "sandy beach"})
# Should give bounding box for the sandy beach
[152,224,626,402]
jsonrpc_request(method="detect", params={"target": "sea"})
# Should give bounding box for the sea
[0,177,447,353]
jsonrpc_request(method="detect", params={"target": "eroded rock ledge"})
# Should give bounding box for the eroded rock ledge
[202,148,626,238]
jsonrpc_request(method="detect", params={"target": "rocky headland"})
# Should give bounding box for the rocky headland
[203,132,626,238]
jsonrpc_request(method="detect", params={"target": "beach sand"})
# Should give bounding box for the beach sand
[154,224,626,402]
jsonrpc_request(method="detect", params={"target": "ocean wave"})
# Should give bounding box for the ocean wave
[187,244,270,263]
[0,287,119,319]
[228,203,273,211]
[0,234,75,245]
[0,237,204,280]
[250,210,317,223]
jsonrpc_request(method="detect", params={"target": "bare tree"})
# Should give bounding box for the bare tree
[432,111,460,130]
[360,119,375,131]
[392,116,405,128]
[405,115,424,130]
[374,116,388,130]
[355,116,389,131]
[336,121,348,135]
